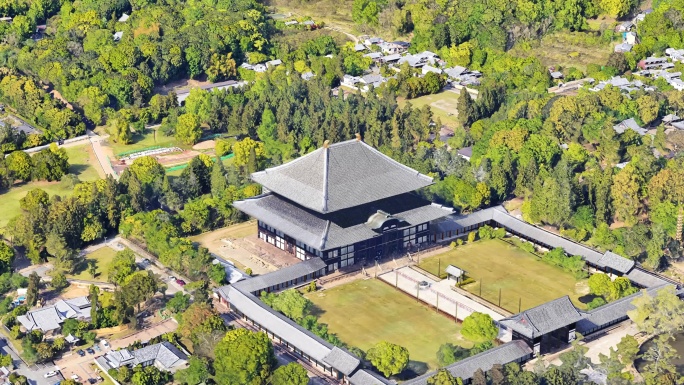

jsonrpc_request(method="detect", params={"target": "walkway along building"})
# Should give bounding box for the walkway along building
[234,137,453,273]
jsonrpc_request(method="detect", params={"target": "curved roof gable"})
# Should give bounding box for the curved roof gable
[251,139,433,213]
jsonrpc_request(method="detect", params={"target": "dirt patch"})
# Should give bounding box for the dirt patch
[156,149,201,166]
[60,285,90,299]
[193,140,216,150]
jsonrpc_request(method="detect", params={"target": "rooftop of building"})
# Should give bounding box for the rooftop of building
[249,138,434,214]
[500,296,585,339]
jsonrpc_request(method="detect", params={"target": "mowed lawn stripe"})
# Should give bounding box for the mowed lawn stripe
[418,239,588,312]
[306,279,471,369]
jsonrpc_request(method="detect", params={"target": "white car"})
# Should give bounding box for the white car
[44,371,58,378]
[71,375,80,381]
[100,339,110,348]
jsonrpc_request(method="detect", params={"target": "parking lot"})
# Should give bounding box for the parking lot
[54,343,110,385]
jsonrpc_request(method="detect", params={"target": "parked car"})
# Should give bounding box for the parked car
[44,371,58,378]
[71,375,80,381]
[141,258,150,265]
[100,340,110,348]
[86,348,95,355]
[88,379,97,384]
[168,276,176,282]
[76,349,85,357]
[93,344,101,352]
[175,279,186,286]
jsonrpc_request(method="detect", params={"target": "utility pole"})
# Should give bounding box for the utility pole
[498,288,502,307]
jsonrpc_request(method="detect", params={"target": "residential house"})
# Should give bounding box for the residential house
[634,9,653,23]
[363,52,383,62]
[662,114,682,125]
[444,66,468,80]
[380,53,401,64]
[284,20,298,26]
[113,31,123,41]
[253,64,267,72]
[378,41,409,55]
[0,17,11,23]
[638,56,669,70]
[613,118,647,136]
[353,43,366,52]
[342,75,361,88]
[422,65,442,75]
[302,20,315,27]
[614,43,633,53]
[118,13,129,22]
[615,21,634,32]
[672,121,684,130]
[360,74,386,89]
[666,48,684,62]
[17,297,91,334]
[301,72,315,81]
[457,146,473,161]
[96,342,188,373]
[174,80,245,105]
[363,37,384,46]
[549,71,564,80]
[266,59,282,68]
[624,31,637,45]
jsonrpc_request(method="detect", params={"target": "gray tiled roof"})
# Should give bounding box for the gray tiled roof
[613,118,647,136]
[500,296,584,339]
[232,258,327,294]
[577,284,671,334]
[597,251,635,274]
[323,347,360,375]
[17,297,91,332]
[349,369,394,385]
[102,342,187,371]
[404,341,533,385]
[226,285,334,362]
[250,139,433,214]
[235,192,451,251]
[626,267,671,288]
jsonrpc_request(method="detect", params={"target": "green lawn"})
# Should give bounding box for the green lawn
[418,239,589,312]
[109,129,186,157]
[305,279,472,370]
[0,143,104,229]
[67,246,119,282]
[398,90,461,128]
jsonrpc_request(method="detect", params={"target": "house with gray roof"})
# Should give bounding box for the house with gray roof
[17,297,91,334]
[613,118,647,136]
[234,137,452,272]
[96,342,188,373]
[500,296,584,356]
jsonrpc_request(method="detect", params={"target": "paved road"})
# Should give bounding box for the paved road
[90,135,117,179]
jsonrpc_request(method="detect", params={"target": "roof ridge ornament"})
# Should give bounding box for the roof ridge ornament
[355,133,361,141]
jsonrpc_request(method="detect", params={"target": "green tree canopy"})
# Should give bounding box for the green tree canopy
[461,312,498,343]
[366,341,409,377]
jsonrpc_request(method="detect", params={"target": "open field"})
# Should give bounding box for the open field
[108,129,186,157]
[418,239,589,312]
[398,90,460,128]
[0,143,105,229]
[305,279,472,370]
[267,0,356,34]
[510,32,613,73]
[67,246,119,282]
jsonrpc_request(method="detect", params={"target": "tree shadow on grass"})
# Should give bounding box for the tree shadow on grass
[578,293,598,304]
[307,303,326,317]
[68,163,90,177]
[394,360,430,380]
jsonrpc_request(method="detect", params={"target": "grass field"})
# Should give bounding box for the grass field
[67,246,119,282]
[0,143,105,229]
[109,129,186,157]
[305,279,472,370]
[398,90,460,128]
[510,32,613,73]
[418,239,589,312]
